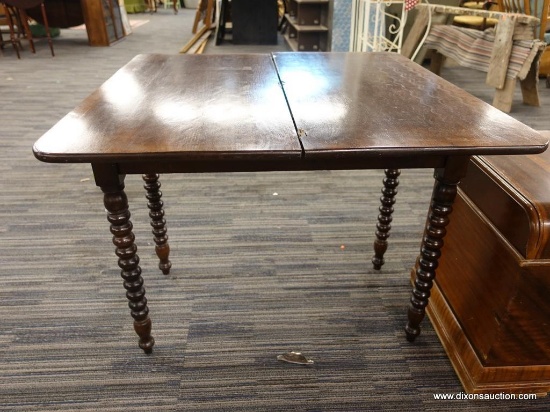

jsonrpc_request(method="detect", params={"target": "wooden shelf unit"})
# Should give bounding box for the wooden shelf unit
[284,0,330,51]
[81,0,125,46]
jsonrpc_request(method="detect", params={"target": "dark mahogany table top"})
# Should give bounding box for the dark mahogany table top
[33,52,548,168]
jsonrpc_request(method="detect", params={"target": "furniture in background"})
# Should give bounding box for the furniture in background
[214,0,279,45]
[32,53,547,395]
[350,0,412,53]
[399,0,461,62]
[192,0,213,33]
[452,0,499,29]
[182,0,214,52]
[0,3,24,56]
[278,0,288,31]
[284,0,330,51]
[123,0,147,13]
[425,131,550,395]
[231,0,278,44]
[25,0,84,27]
[163,0,179,13]
[1,0,54,57]
[215,0,231,45]
[540,7,550,86]
[26,0,125,46]
[118,0,132,35]
[80,0,125,46]
[406,0,549,112]
[541,46,550,86]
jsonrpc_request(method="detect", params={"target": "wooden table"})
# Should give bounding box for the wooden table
[32,52,548,354]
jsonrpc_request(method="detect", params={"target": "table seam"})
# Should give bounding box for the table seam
[271,52,305,158]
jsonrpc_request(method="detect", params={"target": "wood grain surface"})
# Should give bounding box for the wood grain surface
[273,52,547,158]
[33,53,548,166]
[33,54,301,163]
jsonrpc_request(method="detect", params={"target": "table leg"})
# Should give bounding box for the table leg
[405,158,468,341]
[372,169,400,270]
[93,164,155,353]
[142,174,171,275]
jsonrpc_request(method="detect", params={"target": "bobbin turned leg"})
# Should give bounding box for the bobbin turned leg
[142,174,171,275]
[93,164,154,353]
[372,169,400,270]
[405,157,469,342]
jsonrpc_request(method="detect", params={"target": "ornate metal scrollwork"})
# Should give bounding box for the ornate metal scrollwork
[350,0,411,53]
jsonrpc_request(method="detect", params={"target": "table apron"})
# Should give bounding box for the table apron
[114,155,450,175]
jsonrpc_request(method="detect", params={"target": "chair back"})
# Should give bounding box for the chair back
[498,0,549,40]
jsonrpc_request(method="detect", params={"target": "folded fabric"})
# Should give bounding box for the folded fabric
[424,25,546,81]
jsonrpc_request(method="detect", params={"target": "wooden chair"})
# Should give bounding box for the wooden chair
[163,0,179,14]
[405,0,549,112]
[1,0,54,57]
[0,3,24,57]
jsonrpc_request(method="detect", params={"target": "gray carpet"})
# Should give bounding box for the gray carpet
[1,7,550,411]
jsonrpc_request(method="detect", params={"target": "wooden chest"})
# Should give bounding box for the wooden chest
[421,131,550,394]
